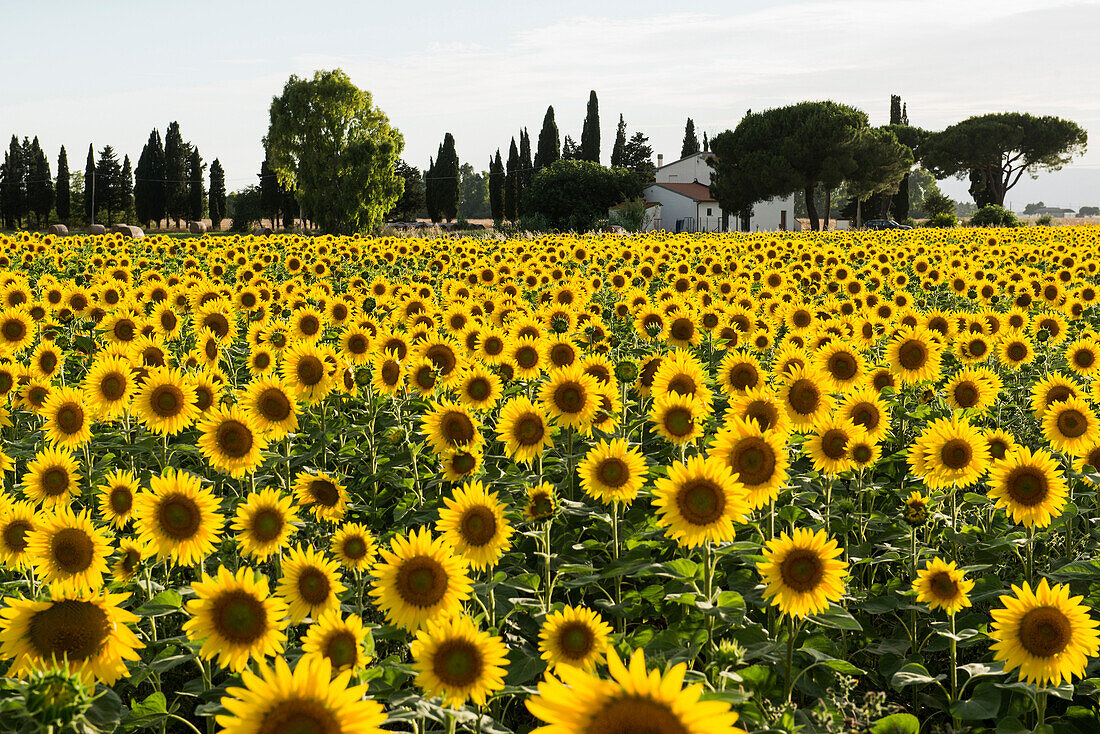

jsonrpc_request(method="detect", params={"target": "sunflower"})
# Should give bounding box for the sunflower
[301,610,372,672]
[1042,396,1099,456]
[943,367,1002,414]
[716,351,764,396]
[805,417,861,476]
[778,365,834,433]
[539,604,613,672]
[371,349,404,395]
[989,579,1100,687]
[525,482,558,522]
[758,527,848,617]
[649,394,706,446]
[984,427,1018,462]
[331,522,376,571]
[496,396,556,464]
[436,481,514,570]
[197,405,269,478]
[653,455,749,547]
[38,386,92,450]
[526,646,745,734]
[240,377,300,438]
[26,507,111,594]
[540,364,600,430]
[132,366,199,435]
[0,309,34,354]
[217,655,388,734]
[281,340,336,404]
[1029,372,1081,418]
[406,356,440,396]
[292,471,349,522]
[650,349,713,405]
[506,336,545,381]
[910,416,990,490]
[23,447,81,509]
[1076,440,1100,481]
[997,331,1035,369]
[816,342,866,391]
[422,400,484,457]
[988,446,1068,528]
[835,386,890,442]
[886,326,943,384]
[369,526,472,632]
[455,364,502,411]
[0,502,38,570]
[133,469,224,566]
[725,386,792,436]
[183,565,288,672]
[411,614,509,707]
[904,491,929,527]
[1064,338,1100,377]
[709,418,789,509]
[0,590,144,684]
[82,355,136,420]
[578,438,648,506]
[232,488,298,561]
[278,544,346,623]
[913,557,973,615]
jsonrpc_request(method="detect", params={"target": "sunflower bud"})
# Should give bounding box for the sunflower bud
[614,360,639,384]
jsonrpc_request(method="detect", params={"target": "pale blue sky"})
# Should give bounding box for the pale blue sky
[3,0,1098,209]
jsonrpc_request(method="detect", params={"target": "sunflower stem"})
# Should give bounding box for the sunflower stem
[543,519,553,613]
[703,541,715,656]
[783,614,797,704]
[1026,524,1035,587]
[1035,690,1048,729]
[611,500,622,632]
[444,712,456,734]
[949,613,959,732]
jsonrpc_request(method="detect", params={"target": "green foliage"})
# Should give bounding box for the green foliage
[228,185,262,231]
[523,159,642,231]
[390,159,425,222]
[1035,213,1054,226]
[924,212,958,228]
[967,204,1022,227]
[436,133,460,222]
[55,145,70,223]
[26,137,53,228]
[609,198,653,232]
[504,139,519,222]
[488,150,504,224]
[518,128,533,216]
[534,105,560,170]
[921,190,957,219]
[1,135,29,228]
[265,69,405,234]
[458,163,490,220]
[580,90,600,163]
[187,148,205,222]
[845,128,914,223]
[610,114,627,168]
[163,121,188,227]
[922,112,1087,206]
[681,117,700,159]
[134,130,166,228]
[93,145,124,224]
[1079,205,1099,216]
[208,158,227,229]
[621,131,655,185]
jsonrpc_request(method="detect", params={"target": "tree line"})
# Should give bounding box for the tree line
[0,122,227,231]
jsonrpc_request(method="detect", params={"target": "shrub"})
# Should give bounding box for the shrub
[924,212,958,228]
[1035,214,1054,226]
[967,205,1021,228]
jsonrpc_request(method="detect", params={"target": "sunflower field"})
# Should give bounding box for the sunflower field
[0,227,1099,734]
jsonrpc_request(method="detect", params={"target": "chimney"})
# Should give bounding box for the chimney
[657,154,664,167]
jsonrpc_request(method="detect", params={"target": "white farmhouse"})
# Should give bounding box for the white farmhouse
[641,152,800,233]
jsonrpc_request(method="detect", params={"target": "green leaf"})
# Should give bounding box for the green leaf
[871,713,920,734]
[891,662,945,690]
[801,646,865,675]
[807,604,863,631]
[950,681,1002,720]
[135,590,183,617]
[121,692,169,732]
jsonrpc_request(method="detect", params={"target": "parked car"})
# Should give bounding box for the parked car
[864,219,912,231]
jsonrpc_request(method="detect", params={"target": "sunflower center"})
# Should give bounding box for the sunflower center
[788,379,820,416]
[40,352,59,374]
[558,621,596,660]
[216,420,254,459]
[586,696,691,734]
[1018,606,1072,658]
[779,549,825,593]
[299,315,320,336]
[212,590,268,643]
[380,361,400,385]
[820,429,849,460]
[432,639,484,688]
[259,388,291,421]
[42,467,70,496]
[3,520,31,552]
[851,443,873,463]
[441,411,476,445]
[729,364,758,391]
[323,630,359,669]
[676,479,725,526]
[744,401,778,431]
[898,339,928,370]
[395,556,448,608]
[940,439,973,470]
[203,314,230,339]
[450,451,477,474]
[257,698,341,734]
[968,339,988,357]
[1046,386,1073,406]
[553,382,585,414]
[459,506,498,547]
[849,403,879,430]
[50,528,95,573]
[297,567,332,605]
[1073,349,1095,369]
[550,343,575,367]
[157,494,202,540]
[100,374,125,401]
[250,509,284,542]
[341,536,368,560]
[467,378,491,401]
[666,374,696,397]
[1005,467,1049,506]
[953,382,979,408]
[296,356,324,387]
[309,479,339,507]
[929,572,959,600]
[1006,343,1027,362]
[514,414,544,446]
[596,458,630,488]
[730,438,775,486]
[988,439,1009,460]
[662,406,694,437]
[28,600,111,662]
[109,486,132,514]
[529,492,554,519]
[827,352,857,380]
[2,319,27,342]
[1057,409,1088,439]
[150,384,184,418]
[425,345,457,375]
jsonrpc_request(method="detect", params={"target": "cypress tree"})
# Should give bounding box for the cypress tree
[120,155,134,221]
[438,133,460,222]
[889,94,911,222]
[163,122,187,227]
[561,136,579,160]
[519,129,532,216]
[489,150,504,224]
[610,114,627,167]
[95,145,122,224]
[28,137,53,228]
[681,118,700,158]
[188,148,205,222]
[209,159,226,230]
[703,131,709,152]
[259,153,281,228]
[425,155,440,223]
[83,144,96,223]
[889,95,902,125]
[580,90,600,163]
[534,106,560,170]
[56,146,70,223]
[1,136,28,228]
[505,138,519,221]
[135,130,166,228]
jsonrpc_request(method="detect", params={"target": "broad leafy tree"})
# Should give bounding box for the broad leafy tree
[266,69,405,234]
[524,159,642,231]
[390,159,425,221]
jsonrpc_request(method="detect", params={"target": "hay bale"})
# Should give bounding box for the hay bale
[252,226,273,236]
[47,224,68,236]
[86,224,107,235]
[189,221,207,235]
[128,226,145,240]
[108,224,144,240]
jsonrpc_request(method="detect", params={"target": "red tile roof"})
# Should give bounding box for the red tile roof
[652,182,716,202]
